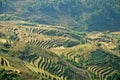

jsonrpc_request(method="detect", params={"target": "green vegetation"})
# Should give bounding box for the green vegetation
[0,69,24,80]
[63,40,80,47]
[9,34,19,41]
[0,0,120,31]
[0,20,119,80]
[3,43,11,48]
[116,45,120,53]
[0,1,120,79]
[0,14,18,21]
[107,73,120,80]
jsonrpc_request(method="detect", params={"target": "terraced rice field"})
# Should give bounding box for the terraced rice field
[0,56,20,73]
[28,38,67,49]
[24,55,66,80]
[88,66,119,80]
[25,55,90,80]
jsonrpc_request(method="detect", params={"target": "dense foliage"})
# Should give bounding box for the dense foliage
[0,0,120,31]
[0,69,24,80]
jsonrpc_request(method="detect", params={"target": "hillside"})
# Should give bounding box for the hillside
[0,20,120,80]
[0,0,120,80]
[0,0,120,31]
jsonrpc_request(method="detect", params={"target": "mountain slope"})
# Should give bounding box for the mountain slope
[0,20,120,80]
[0,0,120,31]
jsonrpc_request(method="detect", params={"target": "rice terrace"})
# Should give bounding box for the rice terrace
[0,0,120,80]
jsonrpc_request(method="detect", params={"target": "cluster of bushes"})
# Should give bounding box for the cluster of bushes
[18,0,120,31]
[17,23,37,26]
[0,14,18,21]
[0,32,5,38]
[0,69,24,80]
[63,40,80,47]
[107,73,120,80]
[116,45,120,53]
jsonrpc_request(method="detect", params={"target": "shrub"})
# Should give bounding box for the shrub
[0,69,24,80]
[3,43,11,48]
[63,40,79,47]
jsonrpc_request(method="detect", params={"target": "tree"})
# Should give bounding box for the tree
[116,45,120,53]
[0,69,24,80]
[23,45,32,57]
[3,43,11,48]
